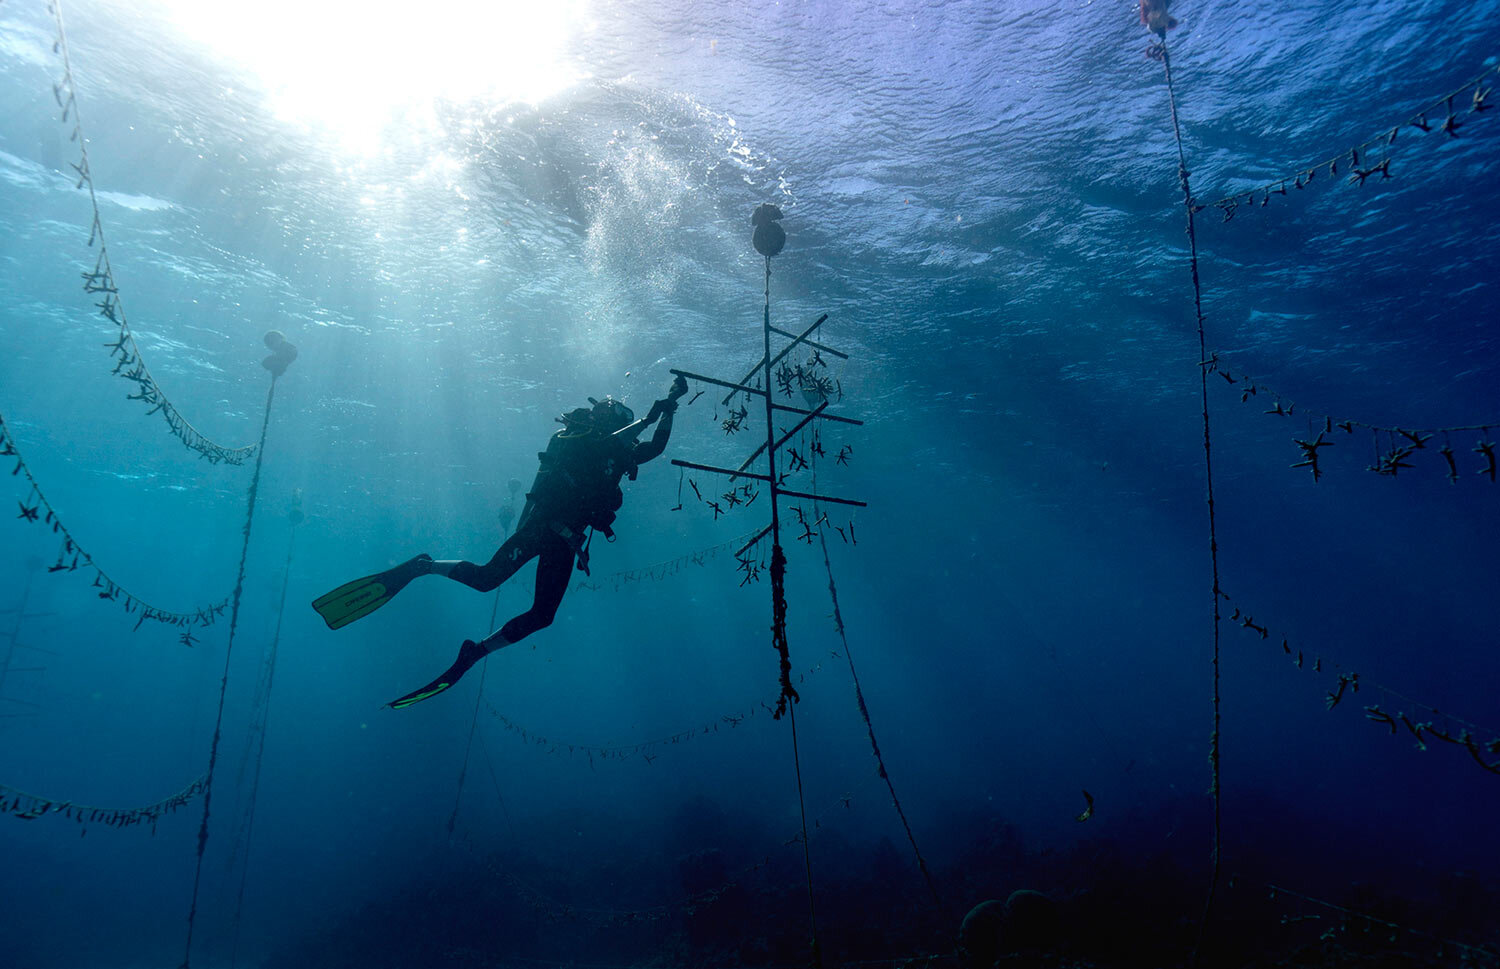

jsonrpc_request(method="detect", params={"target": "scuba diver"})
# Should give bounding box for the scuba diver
[313,375,689,709]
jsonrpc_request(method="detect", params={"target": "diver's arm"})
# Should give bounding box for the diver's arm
[630,375,687,465]
[611,374,686,465]
[633,401,676,465]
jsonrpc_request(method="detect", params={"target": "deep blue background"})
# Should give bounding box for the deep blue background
[2,0,1498,966]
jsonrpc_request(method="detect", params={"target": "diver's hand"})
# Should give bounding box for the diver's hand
[645,376,688,423]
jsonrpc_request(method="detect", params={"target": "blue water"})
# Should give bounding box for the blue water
[3,0,1499,966]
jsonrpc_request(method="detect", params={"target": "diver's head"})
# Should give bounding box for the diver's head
[588,396,634,434]
[557,406,594,438]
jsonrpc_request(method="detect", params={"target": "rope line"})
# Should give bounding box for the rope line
[787,701,822,969]
[482,658,826,762]
[759,248,819,969]
[1196,63,1498,219]
[812,443,943,913]
[1222,591,1500,777]
[1156,35,1225,956]
[181,376,277,969]
[1266,883,1500,964]
[0,410,229,631]
[476,720,517,840]
[448,547,505,843]
[0,773,206,832]
[1204,354,1497,482]
[570,529,761,592]
[454,507,522,848]
[761,259,799,722]
[227,510,300,969]
[44,0,256,465]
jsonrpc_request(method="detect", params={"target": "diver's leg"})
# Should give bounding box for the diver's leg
[387,534,574,710]
[428,529,536,593]
[475,533,574,653]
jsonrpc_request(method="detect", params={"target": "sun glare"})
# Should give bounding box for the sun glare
[145,0,591,150]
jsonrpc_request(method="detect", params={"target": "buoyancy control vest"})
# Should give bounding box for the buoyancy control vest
[523,429,636,536]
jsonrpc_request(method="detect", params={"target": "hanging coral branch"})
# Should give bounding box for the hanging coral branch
[482,658,826,763]
[0,411,228,630]
[1204,353,1498,482]
[1222,591,1500,777]
[44,0,256,466]
[1197,63,1497,221]
[0,773,207,833]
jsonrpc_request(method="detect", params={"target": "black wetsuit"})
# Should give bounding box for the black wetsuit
[442,416,673,646]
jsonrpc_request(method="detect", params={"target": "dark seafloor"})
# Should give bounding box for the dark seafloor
[1,0,1498,967]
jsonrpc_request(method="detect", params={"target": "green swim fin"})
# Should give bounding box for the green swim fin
[312,554,432,630]
[388,639,488,710]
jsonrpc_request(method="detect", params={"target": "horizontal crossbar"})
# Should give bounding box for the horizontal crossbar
[672,369,765,399]
[675,369,862,426]
[776,487,867,508]
[671,459,772,483]
[772,402,862,426]
[736,523,774,557]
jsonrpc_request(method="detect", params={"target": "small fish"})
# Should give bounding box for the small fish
[1076,789,1095,822]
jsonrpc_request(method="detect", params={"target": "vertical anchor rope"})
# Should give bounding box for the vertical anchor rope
[227,504,301,968]
[1157,38,1225,957]
[181,375,280,969]
[477,726,518,845]
[764,258,797,719]
[762,253,820,969]
[449,521,509,842]
[785,702,820,969]
[811,449,942,915]
[448,658,490,841]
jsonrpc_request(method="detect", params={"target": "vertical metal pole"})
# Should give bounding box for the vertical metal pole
[762,255,821,969]
[448,520,508,843]
[761,257,780,539]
